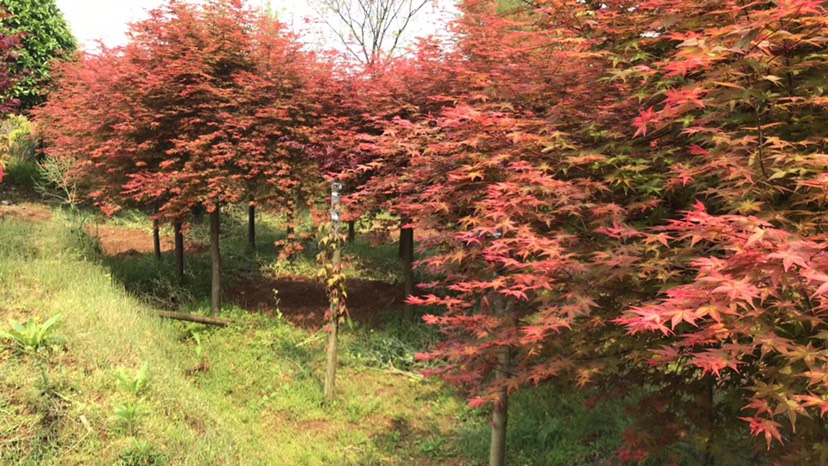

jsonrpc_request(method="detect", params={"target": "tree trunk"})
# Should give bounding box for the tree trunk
[287,189,300,236]
[348,220,355,243]
[324,182,343,404]
[702,377,716,466]
[152,217,162,261]
[154,310,230,327]
[174,221,184,281]
[324,293,339,404]
[248,203,256,251]
[210,208,221,316]
[286,205,295,236]
[490,345,511,466]
[401,226,415,321]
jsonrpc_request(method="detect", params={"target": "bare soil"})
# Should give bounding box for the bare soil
[84,222,403,330]
[1,201,403,329]
[226,274,405,329]
[84,225,207,256]
[0,203,52,222]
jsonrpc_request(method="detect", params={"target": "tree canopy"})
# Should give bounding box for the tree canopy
[0,0,76,109]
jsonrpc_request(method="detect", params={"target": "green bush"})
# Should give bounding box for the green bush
[0,114,37,162]
[0,115,43,188]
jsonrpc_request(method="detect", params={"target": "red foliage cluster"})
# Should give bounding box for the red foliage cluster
[0,18,21,184]
[0,18,19,116]
[339,0,828,461]
[36,0,320,221]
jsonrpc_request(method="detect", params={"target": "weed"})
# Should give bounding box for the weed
[118,438,168,466]
[345,317,438,372]
[418,436,451,459]
[1,315,63,391]
[189,332,210,373]
[35,156,79,207]
[4,156,42,187]
[113,402,146,436]
[0,315,63,354]
[193,333,204,361]
[115,363,151,397]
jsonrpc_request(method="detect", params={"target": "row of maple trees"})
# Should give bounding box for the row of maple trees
[24,0,828,463]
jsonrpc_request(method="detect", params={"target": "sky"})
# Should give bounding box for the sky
[55,0,456,54]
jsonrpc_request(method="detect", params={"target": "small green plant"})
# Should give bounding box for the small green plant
[0,315,63,354]
[113,401,146,436]
[1,315,63,390]
[193,333,204,361]
[115,363,150,397]
[190,332,210,373]
[35,155,79,207]
[118,438,167,466]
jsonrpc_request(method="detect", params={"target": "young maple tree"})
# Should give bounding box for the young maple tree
[601,0,828,462]
[331,37,464,319]
[0,20,18,117]
[350,2,622,463]
[351,0,828,463]
[37,0,318,314]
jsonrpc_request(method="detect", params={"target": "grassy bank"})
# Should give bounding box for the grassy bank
[0,205,635,465]
[0,214,470,465]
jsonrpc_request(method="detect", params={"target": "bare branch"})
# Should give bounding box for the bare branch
[311,0,432,68]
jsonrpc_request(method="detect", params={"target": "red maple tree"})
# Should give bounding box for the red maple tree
[37,0,319,313]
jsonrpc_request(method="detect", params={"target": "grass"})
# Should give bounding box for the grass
[0,216,468,465]
[0,202,640,465]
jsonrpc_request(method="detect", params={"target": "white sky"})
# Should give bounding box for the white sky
[55,0,456,54]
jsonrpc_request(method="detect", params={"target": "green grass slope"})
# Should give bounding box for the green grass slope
[0,205,641,466]
[0,214,470,465]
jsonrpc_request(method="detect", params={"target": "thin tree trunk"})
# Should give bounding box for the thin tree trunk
[174,221,184,281]
[348,220,355,243]
[287,189,300,236]
[210,208,221,316]
[324,280,340,403]
[401,227,415,321]
[324,183,343,404]
[248,203,256,251]
[286,210,296,236]
[152,217,161,261]
[490,345,511,466]
[702,377,716,466]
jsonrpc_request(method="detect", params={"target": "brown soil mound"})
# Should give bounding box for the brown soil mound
[84,225,207,257]
[226,274,404,329]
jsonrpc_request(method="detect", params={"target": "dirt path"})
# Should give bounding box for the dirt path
[0,203,206,257]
